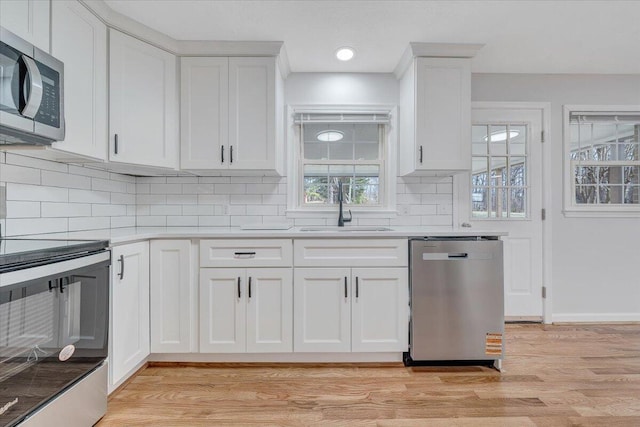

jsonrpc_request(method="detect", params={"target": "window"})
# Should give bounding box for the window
[296,112,388,208]
[564,107,640,215]
[471,123,528,219]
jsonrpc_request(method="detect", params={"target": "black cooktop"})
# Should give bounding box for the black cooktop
[0,239,109,271]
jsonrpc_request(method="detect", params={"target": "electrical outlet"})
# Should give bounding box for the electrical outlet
[222,204,229,215]
[398,205,410,215]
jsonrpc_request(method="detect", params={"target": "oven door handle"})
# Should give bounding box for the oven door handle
[20,55,44,119]
[118,255,125,280]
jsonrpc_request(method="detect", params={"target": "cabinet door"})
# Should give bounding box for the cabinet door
[111,242,150,387]
[0,0,50,52]
[51,1,107,160]
[109,29,178,168]
[180,57,228,170]
[351,268,408,352]
[228,57,276,170]
[293,268,351,352]
[415,57,471,171]
[150,240,194,353]
[246,268,292,353]
[200,268,246,353]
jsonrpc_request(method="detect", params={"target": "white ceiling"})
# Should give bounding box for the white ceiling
[104,0,640,74]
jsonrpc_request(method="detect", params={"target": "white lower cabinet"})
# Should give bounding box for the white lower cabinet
[150,240,195,353]
[110,242,150,391]
[294,267,408,353]
[200,268,293,353]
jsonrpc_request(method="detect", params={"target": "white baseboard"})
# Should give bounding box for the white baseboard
[149,352,404,363]
[552,313,640,323]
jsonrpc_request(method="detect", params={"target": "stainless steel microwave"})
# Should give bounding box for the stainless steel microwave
[0,26,65,145]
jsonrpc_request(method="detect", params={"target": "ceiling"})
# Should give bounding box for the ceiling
[103,0,640,74]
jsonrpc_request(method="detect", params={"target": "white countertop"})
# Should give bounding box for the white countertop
[16,226,507,246]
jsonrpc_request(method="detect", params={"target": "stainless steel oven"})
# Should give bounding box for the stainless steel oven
[0,239,109,427]
[0,26,65,145]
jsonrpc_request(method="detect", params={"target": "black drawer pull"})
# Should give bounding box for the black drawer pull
[448,253,469,258]
[237,277,241,298]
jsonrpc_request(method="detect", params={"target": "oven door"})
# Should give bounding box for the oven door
[0,254,109,427]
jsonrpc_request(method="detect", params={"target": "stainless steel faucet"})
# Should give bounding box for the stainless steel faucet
[337,181,352,227]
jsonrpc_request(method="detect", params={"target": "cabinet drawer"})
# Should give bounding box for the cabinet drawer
[293,239,408,267]
[200,239,292,267]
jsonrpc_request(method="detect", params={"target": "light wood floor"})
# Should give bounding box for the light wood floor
[98,324,640,426]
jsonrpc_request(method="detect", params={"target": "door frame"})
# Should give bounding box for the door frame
[454,102,552,323]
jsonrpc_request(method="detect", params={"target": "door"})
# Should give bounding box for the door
[109,29,177,168]
[150,240,193,353]
[111,242,150,386]
[180,57,228,170]
[228,57,276,170]
[199,268,246,352]
[293,268,350,352]
[469,106,544,319]
[246,268,293,353]
[351,268,408,352]
[51,0,107,160]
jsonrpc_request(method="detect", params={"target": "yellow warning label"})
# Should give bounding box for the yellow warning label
[485,333,503,355]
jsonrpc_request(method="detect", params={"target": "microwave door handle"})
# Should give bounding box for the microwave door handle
[20,55,43,119]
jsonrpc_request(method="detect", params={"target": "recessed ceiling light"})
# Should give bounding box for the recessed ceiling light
[484,130,520,142]
[316,130,344,142]
[335,47,355,61]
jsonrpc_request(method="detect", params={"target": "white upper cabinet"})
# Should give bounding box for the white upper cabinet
[0,0,50,52]
[181,56,284,174]
[51,0,107,160]
[398,52,475,175]
[109,29,178,169]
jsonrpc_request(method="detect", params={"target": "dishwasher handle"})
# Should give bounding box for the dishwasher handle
[448,253,468,259]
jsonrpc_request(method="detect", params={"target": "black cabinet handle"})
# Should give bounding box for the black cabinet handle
[48,280,57,292]
[230,145,233,163]
[59,277,67,294]
[114,134,119,154]
[221,145,224,163]
[356,277,359,298]
[419,145,423,164]
[344,276,348,298]
[234,251,256,258]
[118,255,124,280]
[237,276,241,298]
[248,277,252,299]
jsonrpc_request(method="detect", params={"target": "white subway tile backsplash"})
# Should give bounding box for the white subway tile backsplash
[183,205,215,215]
[197,194,228,205]
[167,194,198,204]
[137,216,167,227]
[168,176,198,184]
[246,205,278,216]
[92,204,127,217]
[5,153,68,173]
[231,216,261,226]
[136,194,167,205]
[410,204,437,215]
[69,165,110,179]
[215,183,246,194]
[42,170,91,190]
[69,216,110,231]
[182,184,214,194]
[246,183,278,194]
[262,194,286,205]
[110,193,135,205]
[7,201,40,218]
[230,176,263,184]
[6,217,68,235]
[7,183,68,202]
[149,183,183,194]
[41,202,91,218]
[0,164,41,185]
[150,205,182,215]
[111,216,135,228]
[199,177,230,184]
[198,216,230,227]
[229,194,261,205]
[92,177,127,193]
[167,216,198,226]
[69,189,110,204]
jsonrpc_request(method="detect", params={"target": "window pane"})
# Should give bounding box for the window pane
[352,179,379,205]
[472,157,488,186]
[472,126,488,155]
[491,187,508,218]
[509,125,527,155]
[354,165,379,176]
[570,123,592,156]
[472,187,488,218]
[510,157,526,186]
[625,166,639,184]
[304,142,327,160]
[510,188,526,218]
[489,125,507,155]
[491,157,507,186]
[575,185,597,204]
[328,164,354,176]
[304,164,328,176]
[623,143,639,161]
[354,142,379,160]
[353,123,379,142]
[575,166,597,185]
[625,185,639,204]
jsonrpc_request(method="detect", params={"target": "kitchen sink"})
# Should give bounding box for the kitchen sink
[299,227,393,232]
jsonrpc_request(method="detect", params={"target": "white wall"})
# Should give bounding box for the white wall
[472,73,640,321]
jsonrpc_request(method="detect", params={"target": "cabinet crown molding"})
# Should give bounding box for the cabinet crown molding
[393,42,484,78]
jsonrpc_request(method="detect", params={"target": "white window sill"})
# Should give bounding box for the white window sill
[563,208,640,218]
[286,209,398,219]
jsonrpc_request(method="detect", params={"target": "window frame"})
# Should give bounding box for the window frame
[563,105,640,217]
[299,123,385,209]
[286,105,398,218]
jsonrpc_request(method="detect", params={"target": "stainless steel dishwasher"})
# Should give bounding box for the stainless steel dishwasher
[406,237,504,369]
